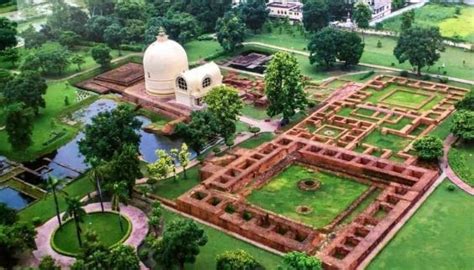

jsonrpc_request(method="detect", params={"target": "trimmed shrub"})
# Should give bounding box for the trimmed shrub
[400,70,409,77]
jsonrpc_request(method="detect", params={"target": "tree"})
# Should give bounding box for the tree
[204,85,243,140]
[115,0,146,23]
[63,196,87,247]
[392,0,406,10]
[47,1,89,37]
[89,163,107,212]
[79,104,142,164]
[328,0,352,21]
[59,31,80,49]
[39,256,61,270]
[308,27,339,68]
[104,144,143,194]
[336,31,364,67]
[216,249,260,270]
[0,17,17,51]
[1,47,19,66]
[34,42,71,75]
[400,9,415,32]
[184,0,232,33]
[146,13,202,45]
[175,110,219,153]
[46,176,65,227]
[148,202,163,237]
[4,103,34,151]
[353,2,372,29]
[413,136,443,160]
[455,90,474,111]
[177,143,191,179]
[85,15,116,42]
[0,203,17,225]
[109,181,129,232]
[451,110,474,142]
[109,245,140,270]
[20,53,43,72]
[71,54,86,71]
[148,149,174,181]
[394,27,445,76]
[0,222,36,268]
[86,0,115,16]
[80,229,109,262]
[3,71,47,114]
[216,10,246,52]
[104,23,125,55]
[20,25,47,49]
[239,0,269,33]
[91,44,112,68]
[265,52,308,124]
[278,251,322,270]
[302,0,329,33]
[153,219,208,270]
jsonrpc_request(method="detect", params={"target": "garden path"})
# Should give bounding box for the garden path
[30,202,149,269]
[440,134,474,195]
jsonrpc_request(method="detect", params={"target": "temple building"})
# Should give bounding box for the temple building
[143,29,223,108]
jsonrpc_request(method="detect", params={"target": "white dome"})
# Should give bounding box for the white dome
[143,30,188,96]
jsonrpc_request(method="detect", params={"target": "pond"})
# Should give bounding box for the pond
[0,187,35,210]
[24,99,196,183]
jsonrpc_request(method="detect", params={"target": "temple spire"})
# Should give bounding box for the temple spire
[157,27,168,42]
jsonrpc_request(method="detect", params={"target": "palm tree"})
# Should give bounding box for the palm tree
[63,196,86,247]
[89,163,106,212]
[109,181,129,232]
[46,176,66,227]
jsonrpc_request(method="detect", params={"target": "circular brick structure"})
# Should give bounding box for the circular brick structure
[298,179,321,191]
[296,205,313,215]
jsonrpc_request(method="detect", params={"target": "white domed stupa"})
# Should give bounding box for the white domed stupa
[143,28,189,96]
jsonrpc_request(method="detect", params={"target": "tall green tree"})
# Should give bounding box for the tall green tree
[455,90,474,111]
[265,52,308,124]
[91,44,112,68]
[109,245,140,270]
[308,27,339,68]
[451,110,474,142]
[278,251,322,270]
[79,104,142,165]
[5,103,34,151]
[392,0,406,10]
[177,143,191,179]
[400,9,415,31]
[204,85,243,141]
[20,25,47,49]
[46,176,65,227]
[63,196,87,247]
[0,221,36,268]
[0,17,18,51]
[58,31,80,49]
[336,31,364,67]
[148,149,174,181]
[89,162,107,212]
[71,54,86,71]
[85,16,116,42]
[152,219,208,270]
[105,144,143,194]
[302,0,329,33]
[328,0,352,21]
[39,256,61,270]
[0,203,17,226]
[4,71,47,114]
[353,2,372,29]
[148,202,163,237]
[35,42,71,75]
[413,135,443,160]
[216,10,246,52]
[1,47,19,66]
[109,181,129,232]
[158,13,201,44]
[86,0,115,16]
[394,27,445,76]
[47,1,89,37]
[239,0,269,33]
[104,23,125,55]
[216,249,260,270]
[175,110,219,153]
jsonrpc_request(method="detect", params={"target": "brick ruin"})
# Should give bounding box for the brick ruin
[174,75,468,269]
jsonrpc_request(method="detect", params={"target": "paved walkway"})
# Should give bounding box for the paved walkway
[239,115,279,133]
[440,135,474,195]
[31,203,149,269]
[242,42,474,86]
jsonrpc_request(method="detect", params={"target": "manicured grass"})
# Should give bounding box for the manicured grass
[368,180,474,270]
[381,4,474,43]
[248,27,474,81]
[430,114,454,140]
[184,40,223,63]
[247,165,369,228]
[151,166,201,200]
[160,209,282,269]
[52,212,130,255]
[381,117,413,130]
[238,132,275,149]
[342,188,381,224]
[0,2,16,13]
[382,90,430,109]
[448,142,474,187]
[0,81,96,162]
[362,130,410,153]
[19,174,95,223]
[241,104,270,120]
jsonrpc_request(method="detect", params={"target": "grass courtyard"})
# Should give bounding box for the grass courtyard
[368,180,474,270]
[247,165,369,228]
[448,142,474,187]
[150,166,201,200]
[52,212,131,255]
[238,132,275,149]
[381,4,474,43]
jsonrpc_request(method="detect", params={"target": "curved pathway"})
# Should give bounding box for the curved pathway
[440,134,474,195]
[31,202,149,268]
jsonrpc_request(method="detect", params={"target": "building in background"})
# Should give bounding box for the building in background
[267,0,303,22]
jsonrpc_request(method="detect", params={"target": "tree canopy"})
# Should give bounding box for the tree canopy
[353,2,372,29]
[451,110,474,142]
[308,27,339,68]
[0,17,18,51]
[216,10,246,52]
[302,0,329,33]
[238,0,269,33]
[3,71,47,114]
[216,249,260,270]
[455,90,474,111]
[91,44,112,68]
[413,135,443,160]
[278,251,322,270]
[175,110,219,153]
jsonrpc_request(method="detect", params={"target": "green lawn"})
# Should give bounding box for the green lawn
[150,166,201,200]
[0,81,96,162]
[430,114,454,140]
[380,4,474,43]
[247,165,369,228]
[382,90,431,109]
[52,212,130,255]
[448,142,474,187]
[368,180,474,270]
[238,132,275,149]
[248,27,474,81]
[184,40,223,63]
[19,174,95,223]
[362,130,410,153]
[241,104,270,120]
[381,117,413,130]
[154,209,282,269]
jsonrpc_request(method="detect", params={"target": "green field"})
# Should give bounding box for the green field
[241,104,270,120]
[150,166,201,200]
[381,4,474,43]
[184,40,223,63]
[362,130,410,153]
[247,165,369,228]
[238,132,275,149]
[369,180,474,270]
[52,212,130,255]
[448,142,474,187]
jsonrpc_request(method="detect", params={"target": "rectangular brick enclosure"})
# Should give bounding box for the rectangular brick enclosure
[174,76,465,269]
